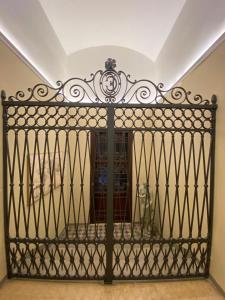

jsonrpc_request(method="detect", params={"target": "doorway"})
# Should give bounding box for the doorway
[90,131,132,223]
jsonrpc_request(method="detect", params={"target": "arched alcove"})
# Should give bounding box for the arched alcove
[66,46,155,81]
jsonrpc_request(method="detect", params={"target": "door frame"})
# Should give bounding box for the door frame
[89,129,132,224]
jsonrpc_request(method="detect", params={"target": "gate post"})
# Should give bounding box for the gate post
[206,94,217,276]
[1,90,11,278]
[105,105,114,284]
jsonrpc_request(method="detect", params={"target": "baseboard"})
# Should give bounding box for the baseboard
[0,275,7,287]
[209,275,225,298]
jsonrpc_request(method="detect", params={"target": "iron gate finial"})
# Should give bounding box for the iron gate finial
[105,58,116,70]
[211,94,217,105]
[1,90,6,102]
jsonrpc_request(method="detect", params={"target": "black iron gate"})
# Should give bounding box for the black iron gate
[1,59,217,282]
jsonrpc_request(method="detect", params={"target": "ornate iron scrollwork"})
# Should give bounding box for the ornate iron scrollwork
[5,58,211,105]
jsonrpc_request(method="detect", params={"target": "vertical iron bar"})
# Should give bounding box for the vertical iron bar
[1,91,11,277]
[206,95,217,276]
[105,105,114,284]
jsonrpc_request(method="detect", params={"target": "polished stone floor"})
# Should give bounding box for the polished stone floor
[0,279,224,300]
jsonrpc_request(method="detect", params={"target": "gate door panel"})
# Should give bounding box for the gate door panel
[2,58,217,282]
[4,103,108,279]
[112,105,216,279]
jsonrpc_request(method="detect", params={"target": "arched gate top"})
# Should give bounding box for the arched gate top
[1,58,217,106]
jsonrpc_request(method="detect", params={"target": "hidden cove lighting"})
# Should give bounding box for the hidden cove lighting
[167,28,225,89]
[1,24,225,93]
[0,26,55,87]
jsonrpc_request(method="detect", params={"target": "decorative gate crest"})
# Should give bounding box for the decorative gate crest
[4,58,213,105]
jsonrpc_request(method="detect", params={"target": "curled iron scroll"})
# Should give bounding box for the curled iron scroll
[6,58,211,105]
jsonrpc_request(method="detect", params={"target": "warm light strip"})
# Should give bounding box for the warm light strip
[167,28,225,89]
[0,27,55,87]
[1,25,225,92]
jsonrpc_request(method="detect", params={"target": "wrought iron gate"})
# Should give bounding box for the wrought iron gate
[1,59,217,282]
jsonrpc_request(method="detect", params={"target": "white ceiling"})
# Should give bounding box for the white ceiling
[0,0,225,87]
[39,0,186,62]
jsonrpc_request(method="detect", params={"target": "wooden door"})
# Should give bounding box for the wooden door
[90,131,132,223]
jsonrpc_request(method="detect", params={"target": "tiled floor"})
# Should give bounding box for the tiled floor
[12,223,201,278]
[0,279,224,300]
[59,223,156,240]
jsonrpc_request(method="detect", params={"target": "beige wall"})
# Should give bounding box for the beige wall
[179,39,225,291]
[0,40,45,280]
[7,128,69,240]
[157,129,211,240]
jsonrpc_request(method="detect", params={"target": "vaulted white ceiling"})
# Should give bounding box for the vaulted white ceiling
[39,0,186,62]
[0,0,225,88]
